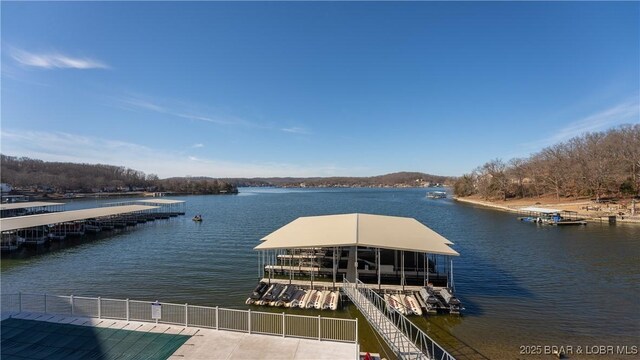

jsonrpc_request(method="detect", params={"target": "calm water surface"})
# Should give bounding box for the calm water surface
[2,188,639,358]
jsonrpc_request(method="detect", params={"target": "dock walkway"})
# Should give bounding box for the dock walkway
[342,279,454,360]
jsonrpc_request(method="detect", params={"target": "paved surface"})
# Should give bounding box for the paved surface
[2,312,357,360]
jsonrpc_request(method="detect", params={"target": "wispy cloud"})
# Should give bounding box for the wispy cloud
[11,48,109,70]
[281,127,311,135]
[192,143,204,148]
[116,94,256,127]
[0,130,346,178]
[522,98,639,150]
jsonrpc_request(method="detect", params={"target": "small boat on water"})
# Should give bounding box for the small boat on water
[192,215,203,222]
[316,290,330,310]
[274,285,289,306]
[299,290,313,308]
[269,284,286,306]
[306,290,319,309]
[439,288,461,314]
[399,294,414,315]
[288,289,306,308]
[384,293,406,315]
[329,291,339,310]
[257,284,275,306]
[426,191,447,199]
[246,282,269,305]
[84,221,102,233]
[406,294,422,316]
[322,290,333,310]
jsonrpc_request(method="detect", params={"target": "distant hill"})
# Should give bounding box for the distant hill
[224,172,453,188]
[0,155,452,194]
[0,155,237,195]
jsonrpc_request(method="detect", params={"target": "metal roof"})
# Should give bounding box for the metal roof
[137,199,185,204]
[0,202,65,211]
[0,205,158,232]
[519,206,561,214]
[255,213,459,256]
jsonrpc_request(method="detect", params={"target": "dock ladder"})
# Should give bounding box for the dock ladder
[342,278,455,360]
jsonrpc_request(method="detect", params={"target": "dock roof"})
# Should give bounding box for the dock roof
[519,206,561,214]
[0,202,65,211]
[0,205,157,232]
[137,199,185,204]
[255,213,459,256]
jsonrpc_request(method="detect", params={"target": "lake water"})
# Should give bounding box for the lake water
[2,188,639,359]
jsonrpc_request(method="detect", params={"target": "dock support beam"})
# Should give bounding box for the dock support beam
[377,248,381,290]
[332,247,337,289]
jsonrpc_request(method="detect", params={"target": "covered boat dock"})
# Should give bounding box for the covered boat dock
[1,205,158,249]
[254,213,459,291]
[0,201,65,218]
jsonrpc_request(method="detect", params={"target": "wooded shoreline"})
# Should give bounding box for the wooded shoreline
[455,196,640,224]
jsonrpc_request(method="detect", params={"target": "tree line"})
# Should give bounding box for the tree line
[453,124,640,200]
[224,172,453,188]
[0,155,237,195]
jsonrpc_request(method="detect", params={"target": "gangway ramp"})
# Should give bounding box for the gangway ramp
[343,278,455,360]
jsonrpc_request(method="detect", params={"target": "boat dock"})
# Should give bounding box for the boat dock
[343,279,453,360]
[1,200,186,252]
[0,201,65,218]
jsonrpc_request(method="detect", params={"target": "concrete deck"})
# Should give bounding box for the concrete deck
[2,312,357,360]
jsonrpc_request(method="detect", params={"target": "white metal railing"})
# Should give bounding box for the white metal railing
[1,292,357,344]
[343,279,455,360]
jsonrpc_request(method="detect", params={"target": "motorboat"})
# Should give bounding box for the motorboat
[399,294,414,315]
[192,215,203,222]
[246,282,269,304]
[440,288,461,314]
[329,291,339,310]
[316,290,330,310]
[406,294,423,316]
[256,284,275,306]
[426,191,447,199]
[299,289,312,308]
[322,290,333,310]
[306,290,319,309]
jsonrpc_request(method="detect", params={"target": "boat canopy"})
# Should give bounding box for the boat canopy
[519,207,561,214]
[0,201,65,211]
[0,205,158,231]
[255,213,459,256]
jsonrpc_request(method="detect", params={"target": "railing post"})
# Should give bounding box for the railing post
[126,299,130,321]
[318,315,321,341]
[18,292,22,313]
[98,297,102,319]
[215,306,219,330]
[44,294,47,314]
[185,303,188,327]
[248,309,251,334]
[282,312,286,338]
[355,317,359,344]
[71,295,74,316]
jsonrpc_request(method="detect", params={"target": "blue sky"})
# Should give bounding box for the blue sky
[1,1,638,178]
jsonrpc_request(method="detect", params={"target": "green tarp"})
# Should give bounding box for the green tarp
[1,318,191,360]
